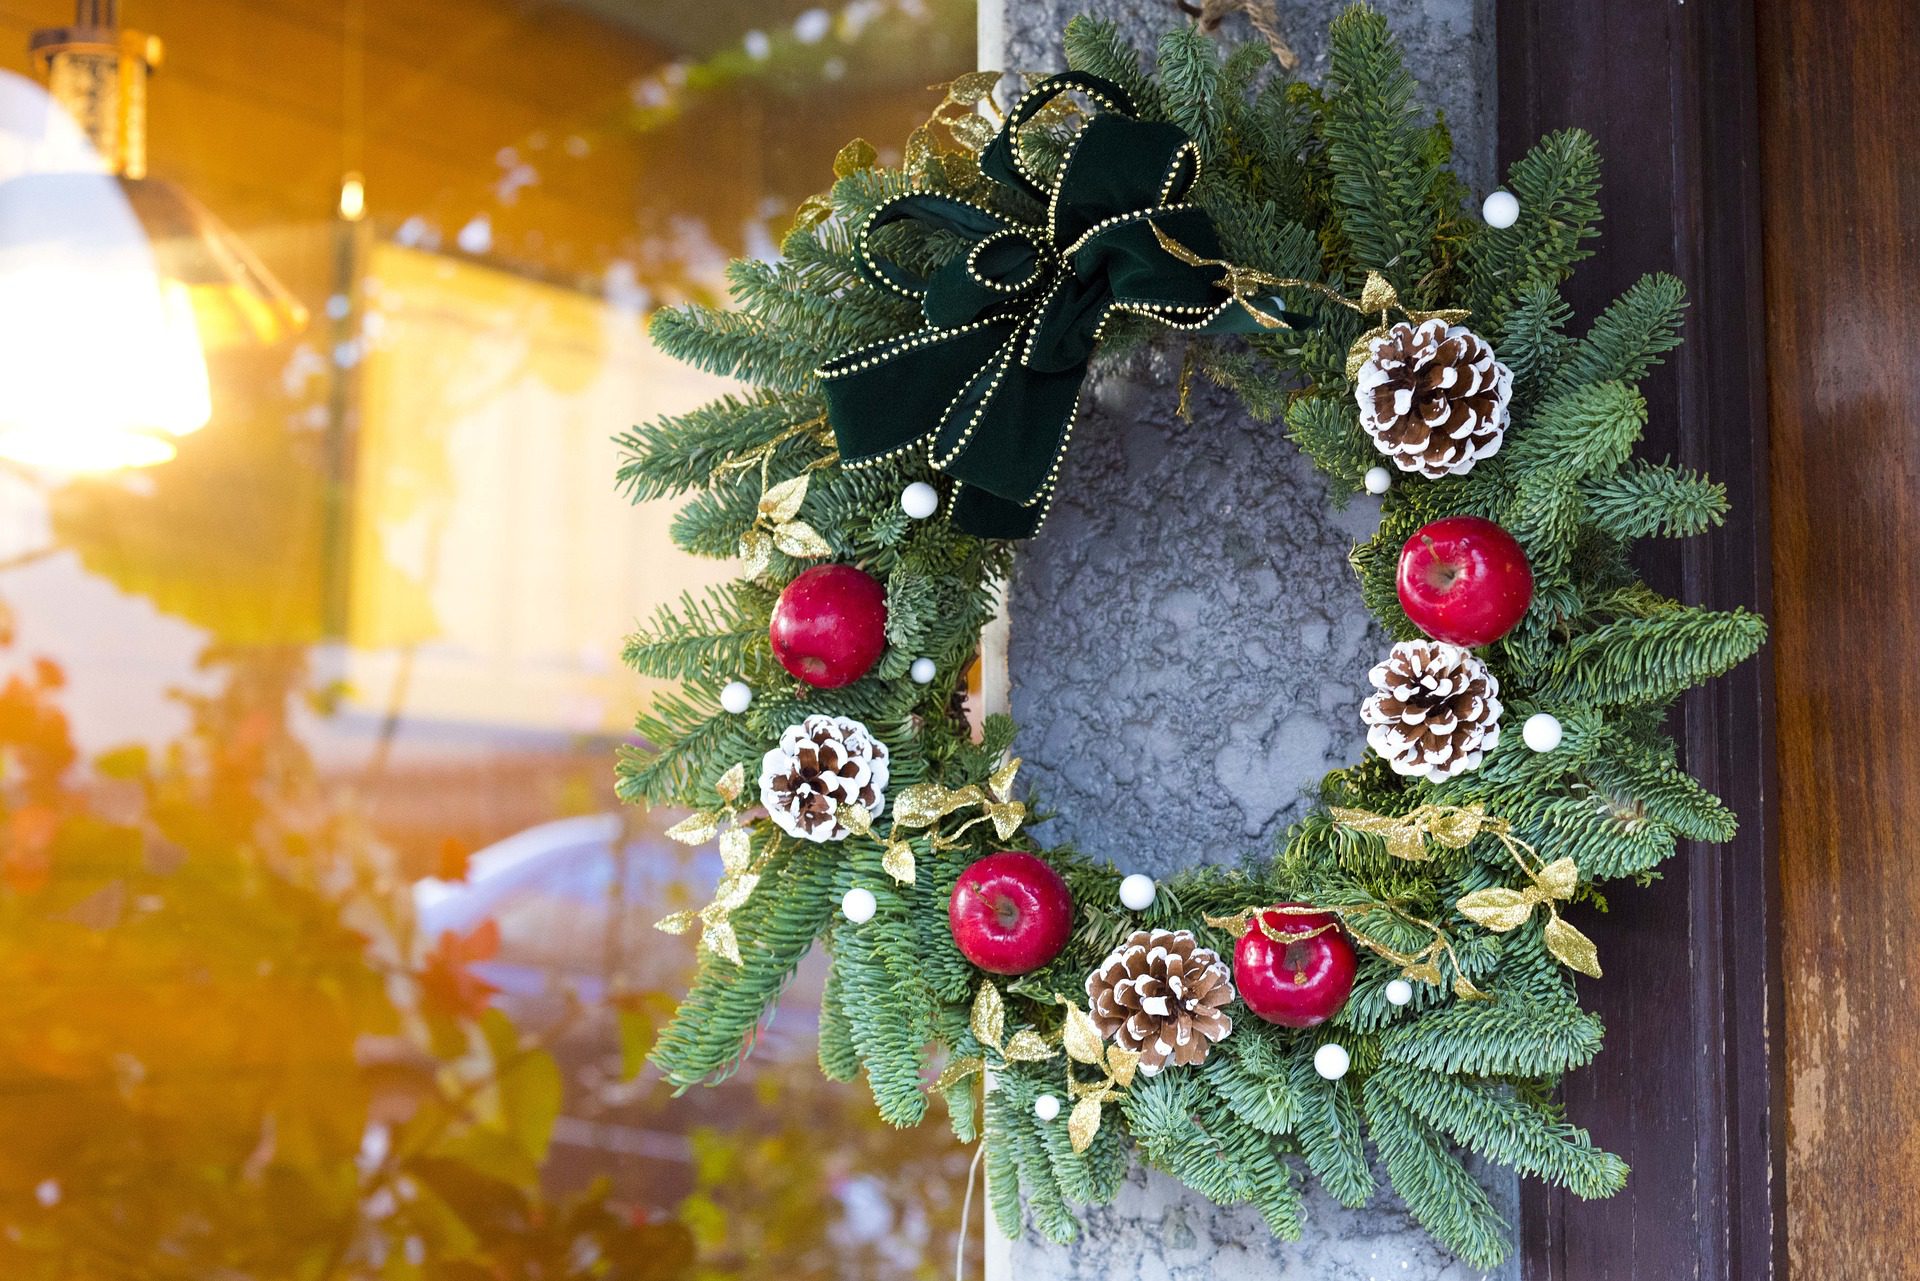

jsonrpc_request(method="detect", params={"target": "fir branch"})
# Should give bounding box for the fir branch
[648,843,836,1087]
[1553,273,1688,394]
[1505,381,1648,481]
[1381,993,1602,1076]
[1364,1082,1513,1269]
[1320,5,1449,291]
[1462,128,1601,327]
[1373,1063,1627,1199]
[1292,1054,1377,1207]
[1542,607,1768,707]
[1062,17,1166,118]
[1583,460,1729,540]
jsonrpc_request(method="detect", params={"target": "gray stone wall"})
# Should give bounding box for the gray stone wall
[992,1,1515,1277]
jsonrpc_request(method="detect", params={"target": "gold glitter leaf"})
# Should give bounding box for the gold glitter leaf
[738,529,773,579]
[1359,271,1399,312]
[718,828,752,874]
[654,910,695,935]
[666,812,720,845]
[943,71,1002,105]
[881,841,916,885]
[1003,1030,1054,1062]
[702,921,743,965]
[947,112,996,151]
[839,803,873,837]
[1386,828,1431,862]
[1427,807,1486,848]
[714,763,746,806]
[1346,328,1388,381]
[970,983,1006,1052]
[933,1055,984,1093]
[1062,1003,1105,1066]
[1453,974,1491,1001]
[1544,915,1602,978]
[984,800,1026,841]
[892,783,982,829]
[1068,1095,1103,1153]
[1105,1047,1140,1089]
[759,474,809,523]
[832,138,878,178]
[904,125,936,172]
[987,757,1021,802]
[1456,887,1539,932]
[790,193,835,234]
[1402,959,1444,987]
[773,520,834,558]
[707,872,759,916]
[1535,857,1579,901]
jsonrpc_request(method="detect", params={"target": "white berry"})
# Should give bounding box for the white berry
[840,887,877,924]
[1034,1093,1061,1121]
[1482,189,1520,229]
[1118,873,1157,911]
[1313,1043,1351,1081]
[1363,466,1392,495]
[1522,712,1564,753]
[719,681,753,715]
[910,657,937,685]
[1384,978,1414,1007]
[900,481,940,520]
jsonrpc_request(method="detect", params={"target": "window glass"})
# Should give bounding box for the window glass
[0,2,973,1277]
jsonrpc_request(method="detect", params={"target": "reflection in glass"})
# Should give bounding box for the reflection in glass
[0,1,975,1277]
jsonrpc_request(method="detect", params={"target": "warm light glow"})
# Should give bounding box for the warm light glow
[0,169,213,473]
[338,172,365,221]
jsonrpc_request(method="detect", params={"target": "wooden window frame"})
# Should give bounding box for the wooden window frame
[1497,3,1786,1277]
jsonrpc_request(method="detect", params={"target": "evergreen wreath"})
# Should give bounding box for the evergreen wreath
[617,6,1766,1267]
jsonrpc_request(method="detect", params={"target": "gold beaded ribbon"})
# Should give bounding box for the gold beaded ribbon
[1330,804,1602,979]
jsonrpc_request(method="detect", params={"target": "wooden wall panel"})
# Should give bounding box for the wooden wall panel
[1498,1,1784,1277]
[1756,0,1920,1274]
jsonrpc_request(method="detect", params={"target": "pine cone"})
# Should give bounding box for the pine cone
[1355,319,1512,478]
[757,714,889,843]
[1360,640,1502,781]
[1085,928,1235,1076]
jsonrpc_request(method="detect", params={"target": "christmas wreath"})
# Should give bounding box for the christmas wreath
[618,7,1765,1268]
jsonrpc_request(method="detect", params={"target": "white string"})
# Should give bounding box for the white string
[955,1141,986,1281]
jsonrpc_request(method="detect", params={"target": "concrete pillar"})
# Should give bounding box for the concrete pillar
[982,1,1515,1276]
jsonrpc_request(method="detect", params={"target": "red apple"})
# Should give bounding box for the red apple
[1234,904,1357,1028]
[1395,515,1533,646]
[769,564,888,688]
[948,852,1073,976]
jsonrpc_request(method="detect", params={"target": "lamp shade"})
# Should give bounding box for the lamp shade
[0,165,210,471]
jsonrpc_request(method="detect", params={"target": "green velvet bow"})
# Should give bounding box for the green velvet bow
[817,72,1310,538]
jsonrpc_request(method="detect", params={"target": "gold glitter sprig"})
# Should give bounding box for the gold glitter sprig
[1058,998,1140,1153]
[655,763,766,965]
[843,757,1026,886]
[1146,225,1469,378]
[1330,804,1602,979]
[932,981,1059,1095]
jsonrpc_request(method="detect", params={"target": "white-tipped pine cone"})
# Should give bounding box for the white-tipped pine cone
[1085,928,1235,1076]
[1355,319,1513,478]
[758,714,889,843]
[1361,640,1502,781]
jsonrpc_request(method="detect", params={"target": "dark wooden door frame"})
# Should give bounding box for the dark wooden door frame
[1497,3,1786,1278]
